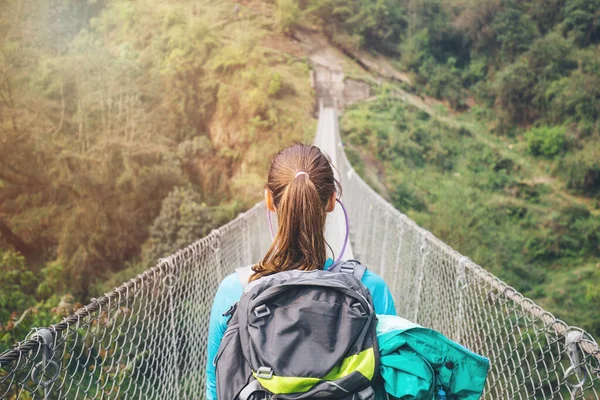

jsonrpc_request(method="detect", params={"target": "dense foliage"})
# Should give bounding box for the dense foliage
[342,95,600,336]
[0,0,314,351]
[2,0,599,354]
[285,0,600,196]
[275,0,600,335]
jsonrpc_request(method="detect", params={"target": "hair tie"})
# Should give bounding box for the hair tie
[295,171,309,179]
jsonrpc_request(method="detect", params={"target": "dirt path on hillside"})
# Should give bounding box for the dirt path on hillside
[294,31,596,211]
[295,31,373,109]
[294,32,450,118]
[294,31,346,108]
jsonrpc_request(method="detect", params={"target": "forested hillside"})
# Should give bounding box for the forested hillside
[284,0,599,334]
[0,0,314,351]
[1,0,599,353]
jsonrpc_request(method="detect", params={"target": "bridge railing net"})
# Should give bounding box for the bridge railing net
[331,111,600,399]
[0,203,274,399]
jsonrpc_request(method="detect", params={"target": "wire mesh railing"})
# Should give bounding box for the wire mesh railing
[0,203,273,399]
[1,105,599,400]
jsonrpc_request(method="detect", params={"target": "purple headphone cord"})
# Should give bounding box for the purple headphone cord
[267,198,350,265]
[334,198,350,266]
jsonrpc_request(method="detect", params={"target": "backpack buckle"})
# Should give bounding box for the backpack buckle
[352,303,367,316]
[256,367,273,379]
[223,303,238,318]
[357,386,375,399]
[254,304,271,318]
[340,264,356,274]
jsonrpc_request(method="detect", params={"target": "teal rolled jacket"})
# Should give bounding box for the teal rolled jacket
[205,261,397,400]
[376,315,490,399]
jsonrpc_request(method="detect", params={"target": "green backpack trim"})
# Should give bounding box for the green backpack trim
[254,347,376,394]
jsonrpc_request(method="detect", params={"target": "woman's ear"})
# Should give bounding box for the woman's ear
[326,191,337,213]
[265,189,277,212]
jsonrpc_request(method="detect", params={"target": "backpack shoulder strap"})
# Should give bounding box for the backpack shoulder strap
[330,259,367,281]
[238,261,368,287]
[235,265,253,288]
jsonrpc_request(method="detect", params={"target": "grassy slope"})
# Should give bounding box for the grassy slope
[339,79,600,336]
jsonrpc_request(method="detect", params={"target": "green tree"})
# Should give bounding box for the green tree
[0,250,37,350]
[525,205,600,261]
[359,0,408,53]
[556,143,600,195]
[418,57,464,108]
[452,0,502,54]
[142,187,238,266]
[400,29,431,72]
[277,0,302,33]
[546,65,600,129]
[523,33,577,113]
[562,0,600,45]
[493,59,537,125]
[586,267,600,334]
[522,0,565,34]
[525,126,566,157]
[491,2,540,62]
[307,0,408,53]
[408,0,447,33]
[0,251,37,323]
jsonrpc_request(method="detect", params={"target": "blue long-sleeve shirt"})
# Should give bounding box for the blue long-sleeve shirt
[205,264,397,400]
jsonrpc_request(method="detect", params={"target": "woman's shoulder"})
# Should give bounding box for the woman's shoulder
[360,269,389,290]
[215,272,245,298]
[360,268,396,315]
[217,265,389,294]
[221,271,242,285]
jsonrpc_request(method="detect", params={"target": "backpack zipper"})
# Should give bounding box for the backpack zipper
[249,280,372,316]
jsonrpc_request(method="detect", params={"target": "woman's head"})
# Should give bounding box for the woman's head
[250,143,339,281]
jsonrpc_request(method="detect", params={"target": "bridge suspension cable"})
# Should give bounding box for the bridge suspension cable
[1,104,599,400]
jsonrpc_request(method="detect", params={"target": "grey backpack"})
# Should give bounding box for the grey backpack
[214,260,379,400]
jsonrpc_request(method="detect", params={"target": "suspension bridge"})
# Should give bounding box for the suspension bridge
[1,95,599,399]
